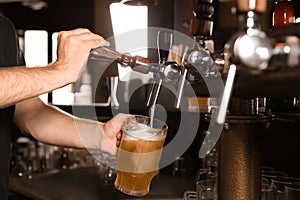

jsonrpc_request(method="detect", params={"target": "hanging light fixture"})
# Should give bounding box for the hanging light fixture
[120,0,158,6]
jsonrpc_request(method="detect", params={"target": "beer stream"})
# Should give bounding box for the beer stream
[149,79,162,129]
[89,46,161,129]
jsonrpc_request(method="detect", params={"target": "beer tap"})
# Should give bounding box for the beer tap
[216,0,300,122]
[146,31,186,109]
[184,0,216,82]
[192,0,277,163]
[89,31,188,110]
[90,46,152,74]
[174,0,217,108]
[187,1,300,199]
[198,0,276,157]
[216,0,273,124]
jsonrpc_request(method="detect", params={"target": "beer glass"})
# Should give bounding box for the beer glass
[196,179,218,200]
[285,183,300,200]
[114,115,168,196]
[183,179,218,200]
[271,176,300,200]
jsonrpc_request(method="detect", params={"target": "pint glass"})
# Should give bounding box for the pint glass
[114,115,168,196]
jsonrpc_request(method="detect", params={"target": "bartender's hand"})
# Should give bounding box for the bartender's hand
[53,28,109,83]
[99,113,128,155]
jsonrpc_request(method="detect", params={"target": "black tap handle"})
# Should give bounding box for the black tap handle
[157,31,174,64]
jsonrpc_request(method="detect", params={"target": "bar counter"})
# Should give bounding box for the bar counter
[9,167,194,200]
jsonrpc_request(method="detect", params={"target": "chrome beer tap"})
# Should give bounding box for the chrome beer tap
[174,0,216,108]
[89,31,188,110]
[197,0,274,158]
[146,31,187,109]
[217,0,300,123]
[216,0,273,124]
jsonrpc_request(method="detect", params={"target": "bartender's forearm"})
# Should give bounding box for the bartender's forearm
[0,64,72,108]
[0,28,109,109]
[14,98,103,149]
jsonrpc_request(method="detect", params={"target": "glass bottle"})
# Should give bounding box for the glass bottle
[10,154,27,178]
[272,0,299,111]
[55,148,72,170]
[272,0,295,28]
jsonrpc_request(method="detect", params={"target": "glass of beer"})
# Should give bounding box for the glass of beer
[114,115,168,196]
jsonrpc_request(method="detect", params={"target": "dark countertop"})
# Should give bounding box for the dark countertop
[9,167,195,200]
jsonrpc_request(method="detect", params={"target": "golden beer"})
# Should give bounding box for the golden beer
[114,115,167,196]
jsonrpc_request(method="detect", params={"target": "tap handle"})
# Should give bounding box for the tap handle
[157,31,173,63]
[198,64,236,158]
[110,76,120,108]
[146,79,163,107]
[216,64,236,125]
[89,46,122,62]
[175,68,188,109]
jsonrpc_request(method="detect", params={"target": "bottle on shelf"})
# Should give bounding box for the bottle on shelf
[271,0,300,112]
[272,0,295,28]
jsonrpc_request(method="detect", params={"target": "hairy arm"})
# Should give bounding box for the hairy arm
[0,28,109,108]
[14,97,127,155]
[0,65,69,108]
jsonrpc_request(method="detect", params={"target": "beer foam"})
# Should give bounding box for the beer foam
[124,122,165,141]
